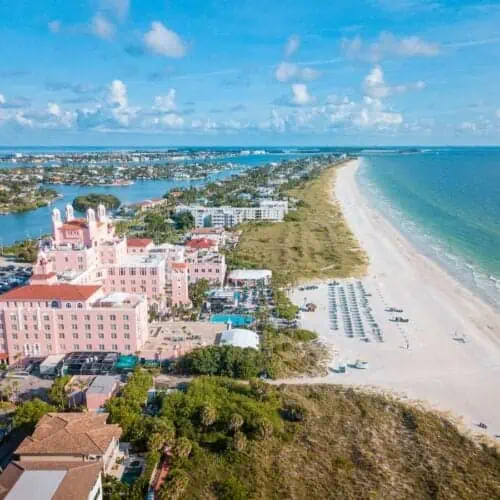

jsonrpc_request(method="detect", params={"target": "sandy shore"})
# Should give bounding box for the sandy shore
[289,158,500,437]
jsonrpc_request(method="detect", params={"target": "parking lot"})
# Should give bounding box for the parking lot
[0,259,32,294]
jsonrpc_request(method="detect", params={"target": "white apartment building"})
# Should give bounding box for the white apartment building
[175,200,289,228]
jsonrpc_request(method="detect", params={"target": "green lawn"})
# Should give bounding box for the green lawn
[230,164,367,287]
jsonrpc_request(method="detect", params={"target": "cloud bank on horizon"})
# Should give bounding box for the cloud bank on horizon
[1,0,500,145]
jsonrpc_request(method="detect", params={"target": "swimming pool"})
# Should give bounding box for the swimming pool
[210,314,254,327]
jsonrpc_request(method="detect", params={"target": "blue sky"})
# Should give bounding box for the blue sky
[1,0,500,146]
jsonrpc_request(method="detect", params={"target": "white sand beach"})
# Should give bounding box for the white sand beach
[289,159,500,437]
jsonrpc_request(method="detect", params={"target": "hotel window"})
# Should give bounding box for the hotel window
[119,268,126,276]
[141,280,146,285]
[130,268,136,276]
[72,333,79,339]
[32,314,37,321]
[124,344,131,351]
[150,268,157,276]
[45,333,51,339]
[74,344,80,350]
[98,324,104,331]
[24,333,29,340]
[23,324,28,331]
[99,344,105,351]
[109,269,115,276]
[110,314,116,321]
[34,325,38,331]
[85,324,91,330]
[43,314,50,321]
[59,333,65,339]
[131,280,136,285]
[120,280,125,285]
[78,256,83,262]
[85,315,90,321]
[72,324,78,330]
[124,333,130,339]
[34,334,39,339]
[97,315,103,321]
[58,324,64,330]
[58,314,64,320]
[110,324,117,331]
[140,269,147,276]
[60,344,65,350]
[77,303,83,309]
[123,315,129,321]
[65,303,72,308]
[44,325,50,331]
[98,333,104,339]
[13,345,19,351]
[86,344,92,350]
[12,334,18,340]
[111,333,117,339]
[112,344,118,351]
[85,333,92,339]
[10,315,16,321]
[71,315,77,320]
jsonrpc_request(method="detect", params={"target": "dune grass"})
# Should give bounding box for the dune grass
[229,163,367,287]
[160,379,500,500]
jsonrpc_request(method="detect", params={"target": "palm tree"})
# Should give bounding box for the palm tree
[173,437,192,458]
[200,404,217,428]
[228,413,244,433]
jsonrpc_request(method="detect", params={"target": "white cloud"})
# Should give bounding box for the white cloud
[355,96,403,127]
[496,109,500,119]
[99,0,130,21]
[363,65,389,99]
[260,109,287,132]
[275,62,320,82]
[291,84,312,105]
[459,121,477,132]
[107,80,127,108]
[144,22,187,58]
[48,20,61,34]
[0,94,5,105]
[284,34,301,57]
[154,89,176,112]
[342,32,440,61]
[90,13,116,40]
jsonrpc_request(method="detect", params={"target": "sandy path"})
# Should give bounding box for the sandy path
[287,159,500,437]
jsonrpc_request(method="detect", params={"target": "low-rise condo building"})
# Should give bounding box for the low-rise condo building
[175,199,289,228]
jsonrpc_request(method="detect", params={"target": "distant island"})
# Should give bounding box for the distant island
[73,193,121,212]
[0,184,59,214]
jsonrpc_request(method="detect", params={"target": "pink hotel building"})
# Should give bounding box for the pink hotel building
[0,204,192,361]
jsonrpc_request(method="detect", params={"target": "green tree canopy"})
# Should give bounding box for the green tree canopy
[13,399,56,433]
[72,193,120,212]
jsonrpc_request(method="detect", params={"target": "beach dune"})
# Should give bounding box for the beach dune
[290,158,500,436]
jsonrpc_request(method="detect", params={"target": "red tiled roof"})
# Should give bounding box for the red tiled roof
[30,273,57,280]
[0,461,102,500]
[0,284,101,302]
[16,412,122,457]
[171,262,188,270]
[127,238,154,248]
[61,219,87,230]
[186,238,216,249]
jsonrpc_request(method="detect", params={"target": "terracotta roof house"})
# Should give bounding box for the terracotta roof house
[0,461,102,500]
[16,412,122,474]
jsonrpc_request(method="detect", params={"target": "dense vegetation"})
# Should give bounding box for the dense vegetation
[175,327,325,380]
[175,345,265,379]
[156,378,500,500]
[12,399,56,432]
[229,164,367,287]
[2,238,40,263]
[0,185,58,214]
[73,193,121,212]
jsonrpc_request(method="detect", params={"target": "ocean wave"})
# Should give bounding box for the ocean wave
[357,159,500,310]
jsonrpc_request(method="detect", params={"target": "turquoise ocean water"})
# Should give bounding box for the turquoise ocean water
[357,148,500,309]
